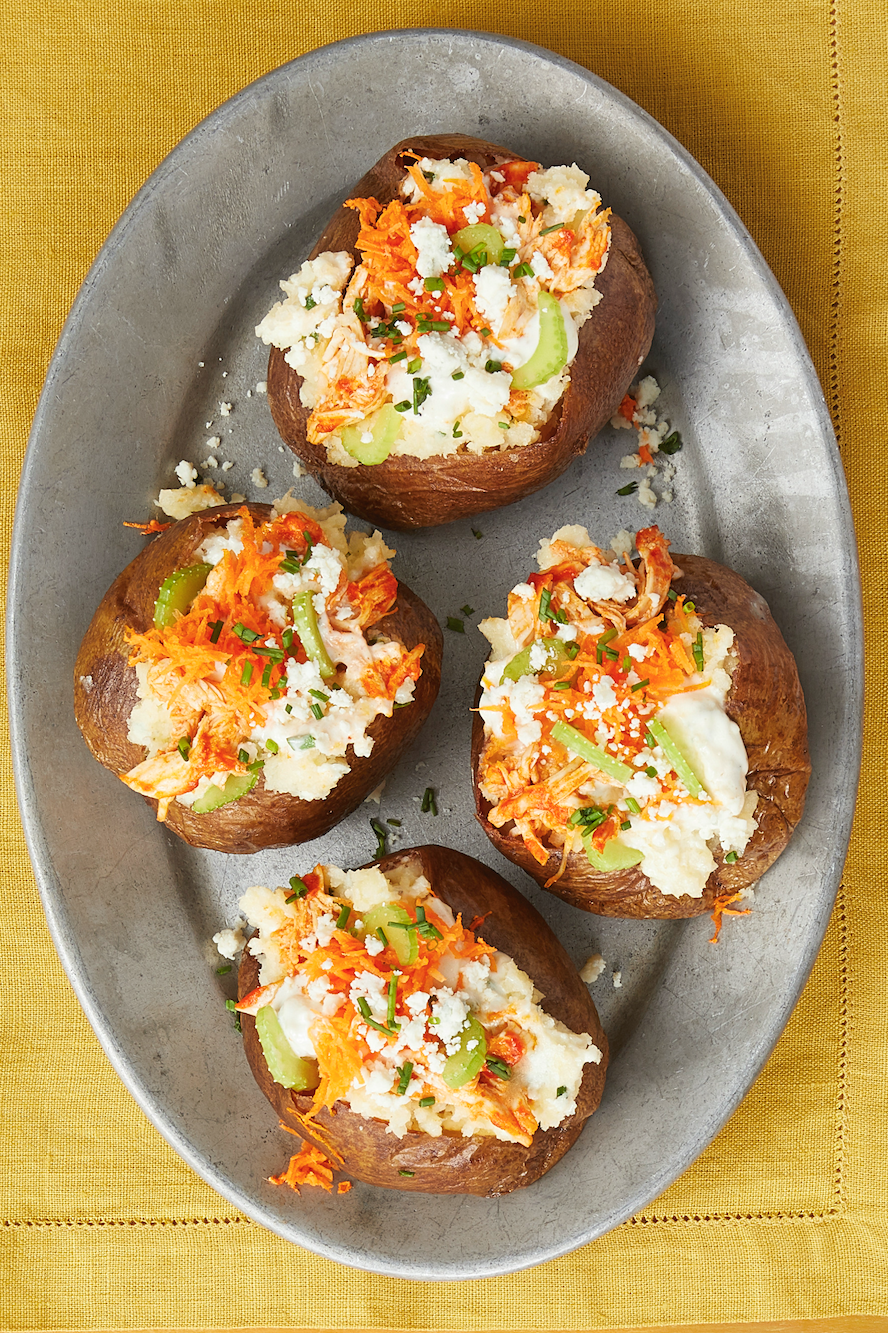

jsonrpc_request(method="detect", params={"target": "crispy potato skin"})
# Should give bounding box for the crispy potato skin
[238,845,608,1195]
[471,555,811,918]
[73,504,442,853]
[266,133,656,530]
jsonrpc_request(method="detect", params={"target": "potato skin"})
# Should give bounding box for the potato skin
[472,555,811,918]
[266,133,657,530]
[73,503,442,853]
[238,845,608,1195]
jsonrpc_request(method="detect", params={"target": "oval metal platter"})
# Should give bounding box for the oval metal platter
[7,29,862,1279]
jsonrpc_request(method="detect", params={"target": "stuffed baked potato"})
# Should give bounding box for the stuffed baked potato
[74,499,441,853]
[258,133,656,530]
[234,845,608,1195]
[471,524,810,920]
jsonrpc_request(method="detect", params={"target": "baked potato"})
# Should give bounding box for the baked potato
[258,133,656,530]
[73,499,441,853]
[471,524,810,919]
[234,845,608,1195]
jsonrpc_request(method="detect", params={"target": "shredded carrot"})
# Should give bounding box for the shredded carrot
[269,1139,343,1193]
[708,891,752,943]
[123,518,171,535]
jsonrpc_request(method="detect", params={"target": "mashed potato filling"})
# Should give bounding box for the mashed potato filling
[476,524,757,900]
[234,858,602,1143]
[256,157,610,464]
[123,498,424,819]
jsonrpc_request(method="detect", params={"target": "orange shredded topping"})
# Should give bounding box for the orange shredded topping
[268,1139,349,1194]
[122,518,171,534]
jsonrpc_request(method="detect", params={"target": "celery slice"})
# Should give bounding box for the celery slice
[453,223,505,266]
[354,902,419,967]
[255,1005,319,1091]
[552,721,634,783]
[153,562,212,628]
[503,639,569,682]
[647,718,707,798]
[442,1017,488,1089]
[191,770,258,814]
[291,591,335,679]
[340,403,403,465]
[510,292,569,390]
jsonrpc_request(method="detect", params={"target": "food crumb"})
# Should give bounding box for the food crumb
[202,455,219,469]
[213,921,246,959]
[220,401,233,416]
[251,467,269,489]
[611,376,681,507]
[580,953,606,984]
[293,460,305,478]
[221,460,234,471]
[612,970,623,989]
[174,459,198,489]
[256,380,267,394]
[206,435,222,449]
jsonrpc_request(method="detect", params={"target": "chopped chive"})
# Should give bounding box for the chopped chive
[541,221,566,235]
[353,296,367,321]
[500,247,516,263]
[216,963,232,975]
[667,588,678,602]
[625,797,641,815]
[646,765,658,777]
[261,663,272,689]
[604,646,619,660]
[309,689,329,702]
[557,1085,567,1096]
[387,975,398,1027]
[376,926,388,947]
[421,786,437,816]
[460,253,479,272]
[631,678,650,692]
[371,818,387,860]
[386,818,402,827]
[309,702,324,720]
[424,276,445,291]
[620,819,632,831]
[398,1169,415,1177]
[512,261,534,278]
[282,627,294,651]
[599,628,618,645]
[451,370,465,380]
[238,747,250,765]
[284,702,293,713]
[485,359,503,373]
[725,851,739,863]
[660,431,683,455]
[685,600,696,612]
[622,655,631,671]
[693,631,705,673]
[177,736,191,761]
[391,301,406,313]
[461,604,474,616]
[395,1062,413,1095]
[567,642,580,659]
[498,421,510,430]
[389,350,408,363]
[407,358,422,374]
[240,662,253,686]
[538,588,553,621]
[394,400,411,412]
[265,738,279,754]
[423,169,435,183]
[413,376,431,412]
[617,482,638,496]
[287,876,310,901]
[225,999,237,1011]
[336,904,351,929]
[518,214,527,223]
[418,1095,435,1107]
[208,620,223,644]
[485,1057,511,1080]
[553,680,572,690]
[356,996,395,1036]
[446,617,465,633]
[233,622,260,644]
[472,528,483,539]
[303,293,317,310]
[452,421,463,438]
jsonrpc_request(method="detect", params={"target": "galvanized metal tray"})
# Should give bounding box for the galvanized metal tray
[7,29,861,1279]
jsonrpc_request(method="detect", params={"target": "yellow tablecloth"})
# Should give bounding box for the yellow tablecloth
[2,1,884,1328]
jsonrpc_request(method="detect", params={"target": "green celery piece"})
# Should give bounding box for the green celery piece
[291,592,335,679]
[355,902,419,967]
[255,1005,319,1090]
[191,770,258,814]
[502,638,569,682]
[647,718,707,798]
[153,562,212,628]
[339,403,403,465]
[582,832,644,872]
[551,721,634,783]
[441,1016,488,1089]
[510,292,569,390]
[453,223,505,266]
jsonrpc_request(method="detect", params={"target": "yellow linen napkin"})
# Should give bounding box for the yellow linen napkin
[2,0,884,1328]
